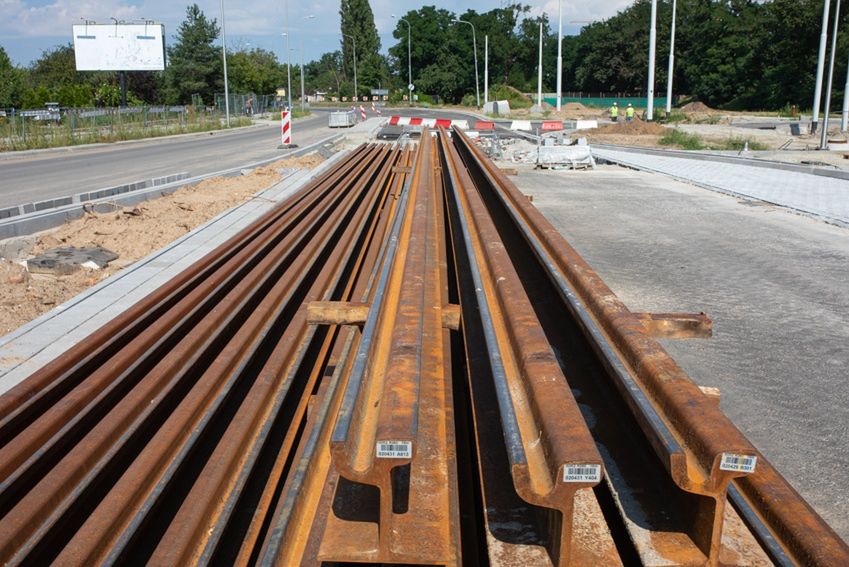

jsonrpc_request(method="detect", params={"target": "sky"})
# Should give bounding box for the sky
[0,0,633,67]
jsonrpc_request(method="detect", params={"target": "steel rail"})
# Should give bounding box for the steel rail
[324,132,460,564]
[3,145,394,564]
[450,127,849,565]
[440,128,603,566]
[256,149,417,566]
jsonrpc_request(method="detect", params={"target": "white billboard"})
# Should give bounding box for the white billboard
[73,23,166,71]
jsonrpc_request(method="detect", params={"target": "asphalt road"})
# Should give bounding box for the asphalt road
[0,112,333,209]
[512,165,849,541]
[0,107,489,210]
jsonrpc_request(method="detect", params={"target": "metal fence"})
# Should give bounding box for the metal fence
[213,94,280,116]
[0,105,231,151]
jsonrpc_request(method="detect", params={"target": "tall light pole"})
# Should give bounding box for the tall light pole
[820,0,841,149]
[282,33,292,110]
[484,35,489,105]
[456,19,480,108]
[393,15,412,106]
[300,15,314,112]
[341,33,357,97]
[812,0,832,133]
[842,49,849,131]
[646,0,658,120]
[665,0,677,114]
[537,22,543,108]
[556,0,563,112]
[219,0,230,126]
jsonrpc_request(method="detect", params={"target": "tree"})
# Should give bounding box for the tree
[228,48,286,95]
[164,4,222,104]
[0,46,26,108]
[339,0,385,94]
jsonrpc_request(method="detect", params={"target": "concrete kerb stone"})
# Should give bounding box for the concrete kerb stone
[0,133,344,243]
[593,143,849,182]
[0,148,350,391]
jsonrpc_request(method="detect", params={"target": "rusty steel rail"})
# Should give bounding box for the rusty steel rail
[449,126,849,566]
[0,144,408,565]
[0,133,846,567]
[440,129,604,566]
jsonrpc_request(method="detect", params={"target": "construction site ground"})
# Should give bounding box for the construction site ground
[0,120,847,552]
[0,154,324,335]
[510,163,849,541]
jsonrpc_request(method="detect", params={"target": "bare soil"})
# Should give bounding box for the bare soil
[0,154,324,335]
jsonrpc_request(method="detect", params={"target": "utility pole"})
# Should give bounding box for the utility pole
[556,0,562,112]
[812,0,832,133]
[537,22,543,108]
[456,20,480,108]
[300,15,314,112]
[219,0,230,126]
[665,0,677,115]
[647,0,658,120]
[820,0,841,149]
[282,33,292,110]
[485,35,489,105]
[842,49,849,131]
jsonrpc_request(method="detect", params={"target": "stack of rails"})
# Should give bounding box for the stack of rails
[0,131,846,567]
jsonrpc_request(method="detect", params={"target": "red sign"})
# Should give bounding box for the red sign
[541,121,564,131]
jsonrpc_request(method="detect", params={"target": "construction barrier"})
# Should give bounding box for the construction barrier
[510,120,532,131]
[387,116,469,130]
[575,120,599,130]
[541,121,564,131]
[280,111,291,145]
[474,121,496,131]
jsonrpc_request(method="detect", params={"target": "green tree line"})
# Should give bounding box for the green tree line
[1,1,847,111]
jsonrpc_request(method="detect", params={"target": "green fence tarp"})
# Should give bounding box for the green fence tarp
[544,96,669,109]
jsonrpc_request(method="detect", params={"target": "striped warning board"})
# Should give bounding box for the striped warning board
[280,111,291,145]
[541,121,564,131]
[475,120,496,131]
[388,116,469,129]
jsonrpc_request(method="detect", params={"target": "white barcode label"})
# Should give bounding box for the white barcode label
[376,440,412,459]
[720,453,757,473]
[563,464,602,483]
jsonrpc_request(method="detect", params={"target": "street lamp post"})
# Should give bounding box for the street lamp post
[393,15,412,107]
[282,33,292,110]
[820,0,842,149]
[219,0,230,126]
[812,0,832,133]
[485,35,489,105]
[646,0,658,120]
[537,22,543,108]
[666,0,677,115]
[300,15,314,112]
[342,33,358,97]
[556,0,562,112]
[456,19,480,108]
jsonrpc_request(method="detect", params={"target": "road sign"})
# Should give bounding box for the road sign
[408,84,415,92]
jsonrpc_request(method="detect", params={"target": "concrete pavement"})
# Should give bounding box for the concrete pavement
[512,164,849,541]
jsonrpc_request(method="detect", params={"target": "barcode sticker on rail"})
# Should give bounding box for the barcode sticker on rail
[719,453,757,473]
[562,464,602,483]
[376,440,412,459]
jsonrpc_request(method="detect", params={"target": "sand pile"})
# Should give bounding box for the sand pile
[593,118,670,136]
[681,101,719,115]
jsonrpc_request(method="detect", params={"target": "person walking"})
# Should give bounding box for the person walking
[626,103,635,122]
[610,102,619,122]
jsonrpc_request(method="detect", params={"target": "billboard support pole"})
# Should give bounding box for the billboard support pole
[120,72,127,108]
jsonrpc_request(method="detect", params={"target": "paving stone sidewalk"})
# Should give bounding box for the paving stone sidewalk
[593,147,849,227]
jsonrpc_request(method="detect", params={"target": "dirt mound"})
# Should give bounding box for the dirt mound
[564,102,590,113]
[593,117,670,136]
[681,101,718,114]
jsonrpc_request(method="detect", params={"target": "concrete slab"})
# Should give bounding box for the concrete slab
[0,151,348,394]
[511,164,849,541]
[593,147,849,227]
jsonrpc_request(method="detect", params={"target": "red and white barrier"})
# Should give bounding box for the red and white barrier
[280,111,291,145]
[541,120,564,131]
[359,105,367,121]
[388,116,469,130]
